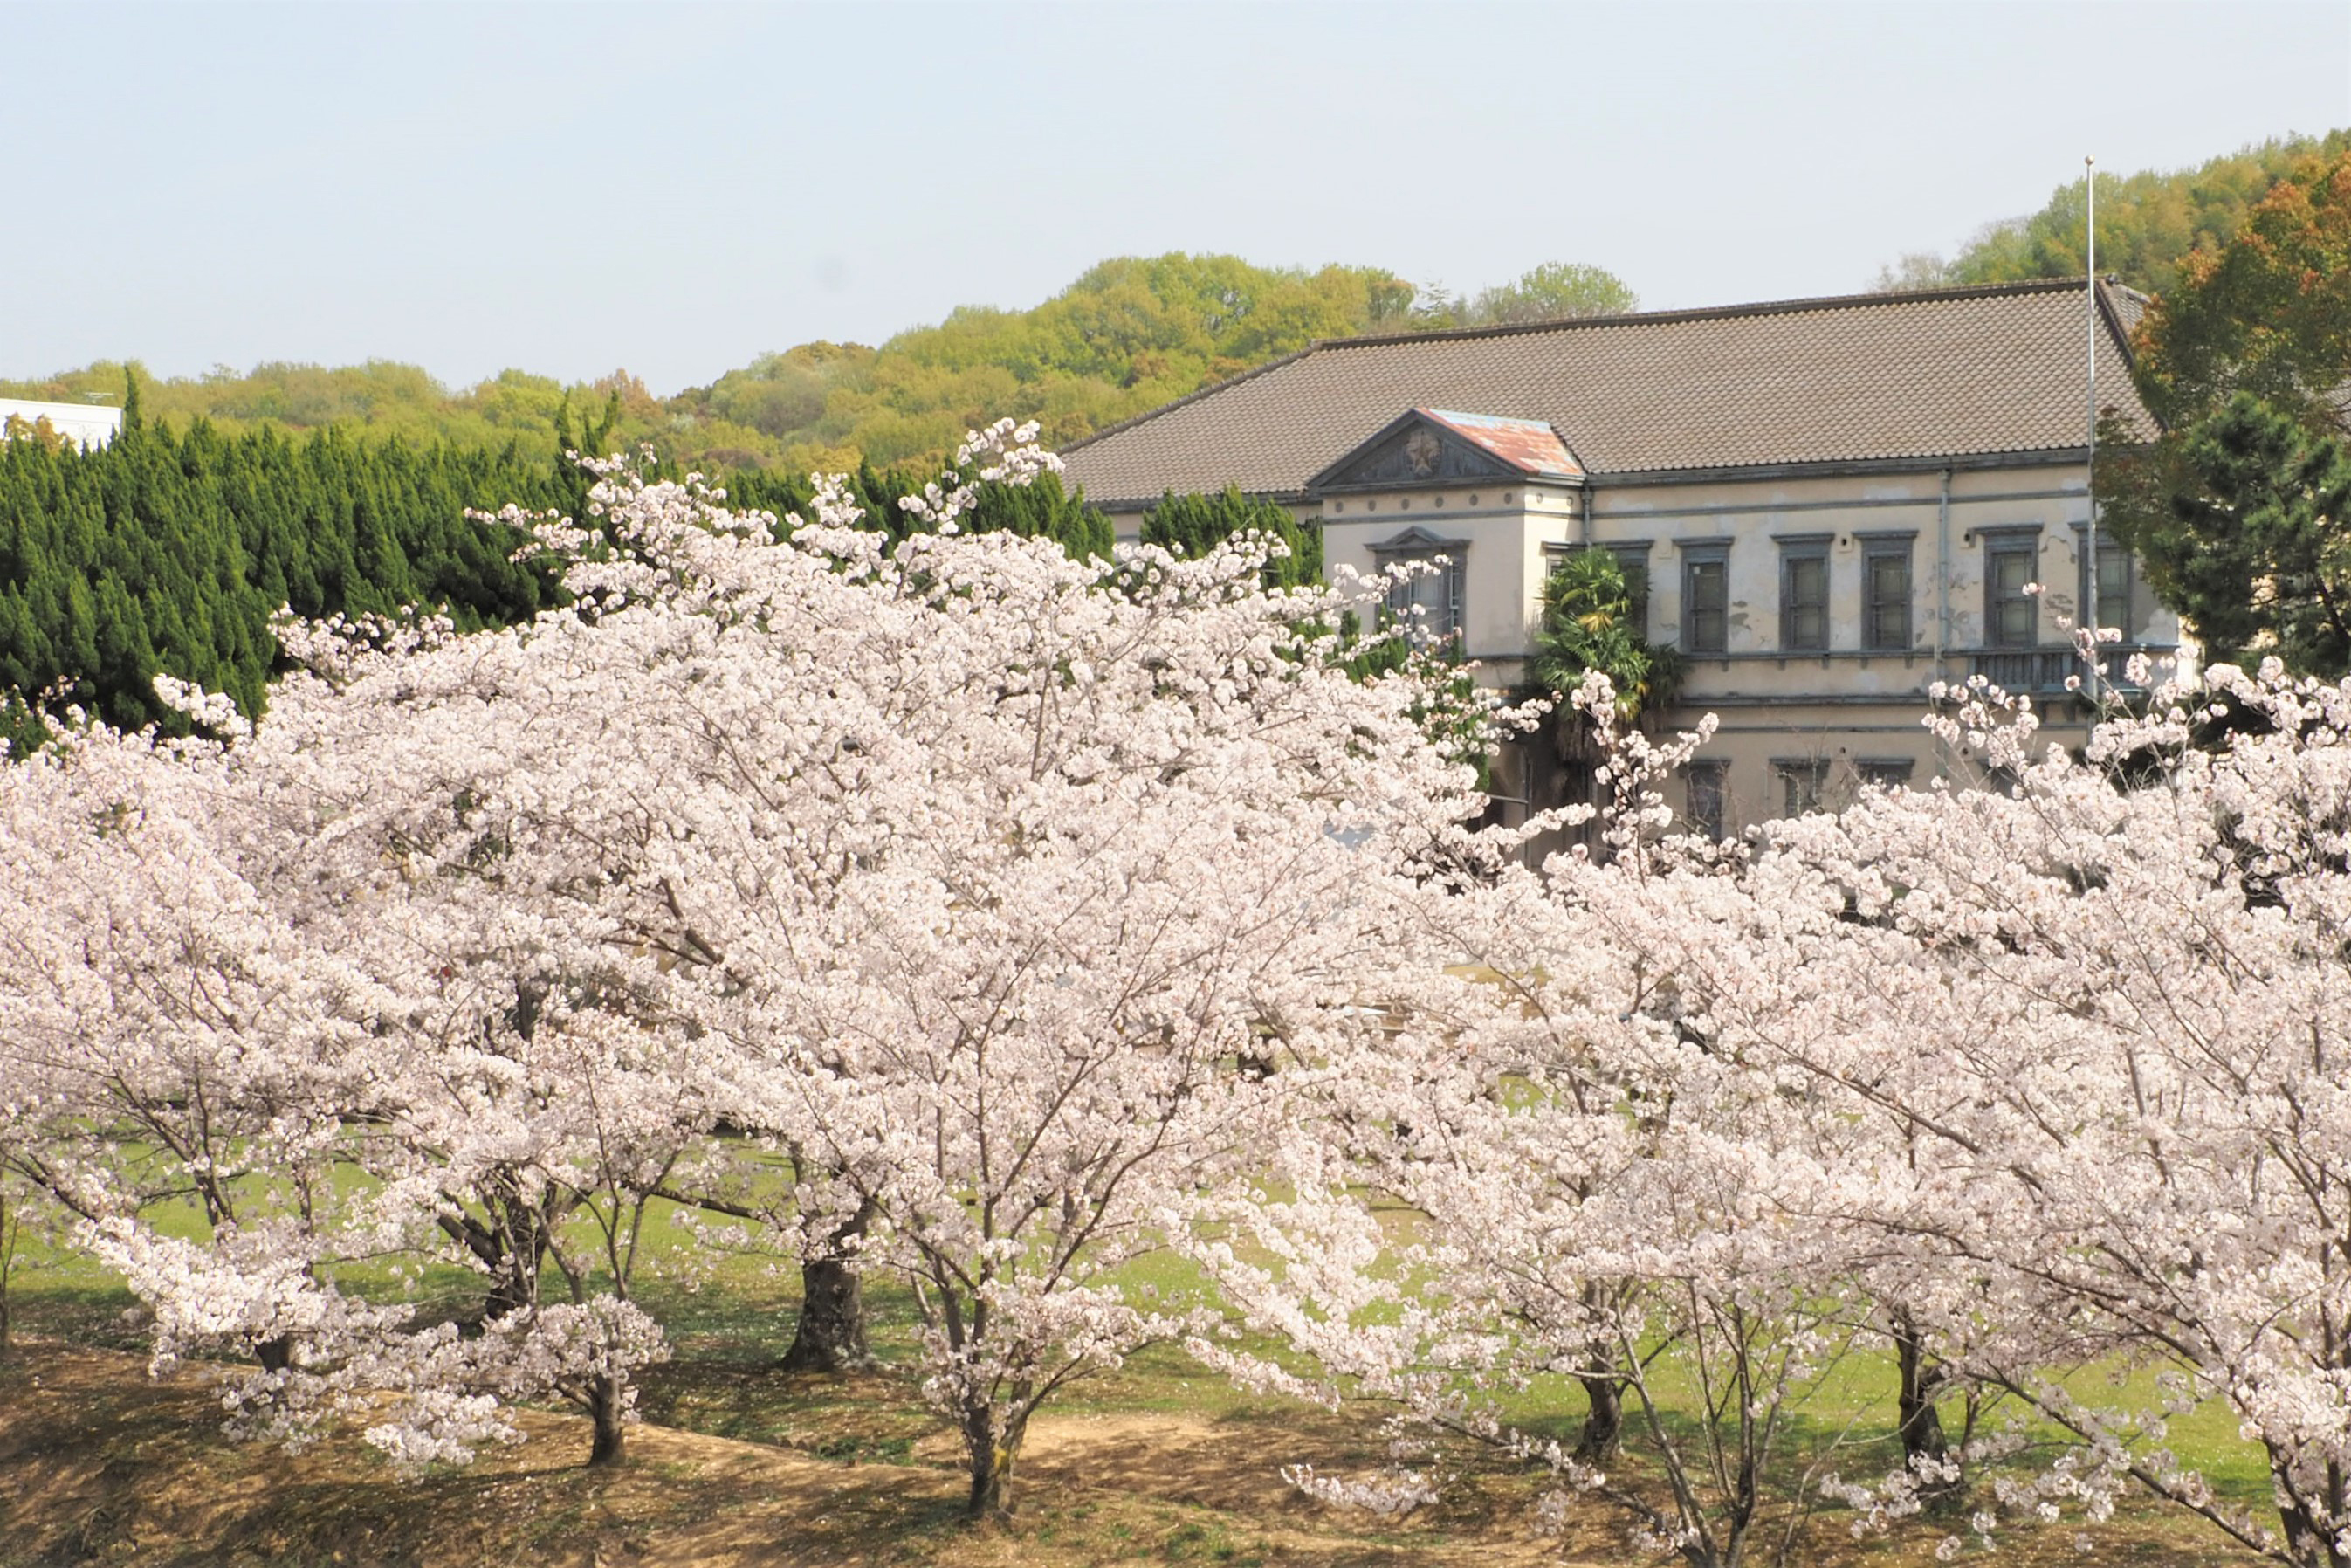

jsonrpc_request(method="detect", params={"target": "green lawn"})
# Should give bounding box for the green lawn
[0,1177,2282,1566]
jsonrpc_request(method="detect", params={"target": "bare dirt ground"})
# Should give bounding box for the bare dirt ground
[0,1344,1580,1568]
[0,1344,2264,1567]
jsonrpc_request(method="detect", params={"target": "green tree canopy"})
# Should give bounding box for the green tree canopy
[1140,486,1321,589]
[0,382,1117,753]
[2115,394,2351,672]
[2133,154,2351,435]
[1876,132,2351,297]
[2101,148,2351,674]
[1464,262,1640,325]
[4,253,1634,478]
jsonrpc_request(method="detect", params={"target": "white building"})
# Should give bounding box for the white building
[0,397,125,450]
[1062,280,2179,833]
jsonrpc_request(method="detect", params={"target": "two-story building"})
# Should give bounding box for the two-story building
[1060,279,2182,834]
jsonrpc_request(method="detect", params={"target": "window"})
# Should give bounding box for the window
[1375,532,1467,646]
[2087,537,2131,637]
[1681,543,1729,654]
[1985,533,2040,648]
[1684,761,1728,841]
[1544,543,1653,638]
[1386,554,1462,643]
[1778,537,1830,651]
[1863,540,1914,651]
[1774,759,1830,818]
[1609,545,1653,639]
[1856,758,1914,790]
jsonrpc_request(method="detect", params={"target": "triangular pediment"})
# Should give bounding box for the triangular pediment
[1369,524,1470,554]
[1309,409,1582,494]
[1310,411,1518,492]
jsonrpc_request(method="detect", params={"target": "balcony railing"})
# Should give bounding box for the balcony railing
[1968,646,2161,696]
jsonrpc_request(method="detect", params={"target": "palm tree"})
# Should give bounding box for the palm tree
[1527,548,1684,816]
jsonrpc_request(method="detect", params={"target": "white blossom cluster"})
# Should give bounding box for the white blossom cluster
[0,426,1488,1510]
[10,421,2351,1565]
[1189,649,2351,1567]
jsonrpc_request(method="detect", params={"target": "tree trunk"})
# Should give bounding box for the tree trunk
[484,1248,543,1321]
[587,1374,626,1467]
[1893,1315,1957,1503]
[1574,1290,1625,1462]
[255,1334,293,1373]
[1575,1369,1624,1463]
[442,1190,554,1325]
[781,1202,875,1372]
[2275,1498,2350,1568]
[782,1256,870,1371]
[0,1192,13,1358]
[963,1406,1027,1519]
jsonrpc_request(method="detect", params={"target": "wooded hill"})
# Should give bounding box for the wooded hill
[1876,130,2351,292]
[0,258,1633,481]
[7,134,2341,478]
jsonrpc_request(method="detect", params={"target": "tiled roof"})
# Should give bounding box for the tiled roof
[2102,279,2152,342]
[1062,281,2156,507]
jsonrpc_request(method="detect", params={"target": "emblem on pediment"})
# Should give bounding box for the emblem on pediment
[1309,411,1528,494]
[1404,429,1443,478]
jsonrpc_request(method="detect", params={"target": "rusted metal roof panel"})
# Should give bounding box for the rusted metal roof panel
[1419,409,1583,477]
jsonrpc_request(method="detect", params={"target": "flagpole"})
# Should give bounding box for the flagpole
[2084,155,2100,707]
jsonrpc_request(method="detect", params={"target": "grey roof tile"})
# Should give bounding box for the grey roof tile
[1062,281,2157,507]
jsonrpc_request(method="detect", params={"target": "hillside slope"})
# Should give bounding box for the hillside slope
[2,256,1631,477]
[1877,130,2351,293]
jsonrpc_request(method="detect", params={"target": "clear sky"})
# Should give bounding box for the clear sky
[7,0,2347,394]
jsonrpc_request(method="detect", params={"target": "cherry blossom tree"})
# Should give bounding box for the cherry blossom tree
[0,422,1497,1508]
[1745,661,2351,1567]
[0,675,687,1468]
[450,429,1501,1515]
[0,705,382,1377]
[45,402,2351,1568]
[1192,680,1921,1567]
[1256,657,2351,1568]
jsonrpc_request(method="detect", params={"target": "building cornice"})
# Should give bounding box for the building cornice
[1579,447,2107,489]
[1090,446,2133,514]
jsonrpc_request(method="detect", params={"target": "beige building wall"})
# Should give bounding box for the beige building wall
[1098,456,2181,831]
[1588,459,2179,827]
[1317,479,1582,665]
